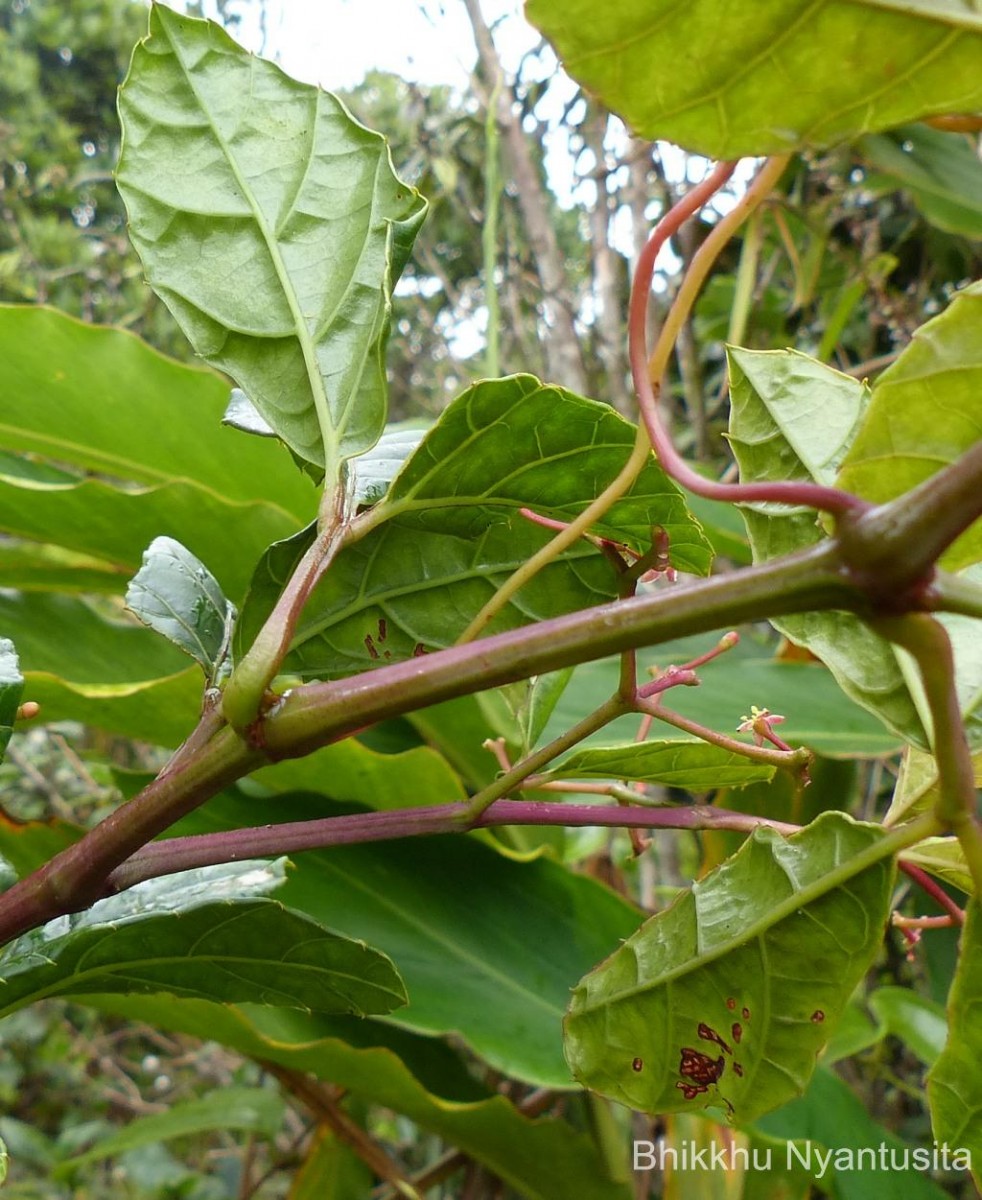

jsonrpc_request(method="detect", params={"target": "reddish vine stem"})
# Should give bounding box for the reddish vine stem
[630,157,870,520]
[898,860,965,924]
[106,800,803,892]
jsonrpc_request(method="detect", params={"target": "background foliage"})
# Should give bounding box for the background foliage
[1,1,981,1197]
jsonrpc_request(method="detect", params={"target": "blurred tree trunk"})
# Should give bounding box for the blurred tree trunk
[462,0,588,393]
[582,104,630,412]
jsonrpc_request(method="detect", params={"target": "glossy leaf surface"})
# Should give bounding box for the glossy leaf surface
[117,6,426,475]
[126,536,234,683]
[169,789,642,1087]
[525,0,982,157]
[0,860,406,1019]
[238,375,712,677]
[759,1066,953,1200]
[0,592,200,746]
[0,306,312,518]
[565,813,893,1120]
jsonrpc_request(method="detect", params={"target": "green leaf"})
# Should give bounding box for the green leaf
[77,994,633,1200]
[291,1130,373,1199]
[542,740,774,790]
[60,1086,284,1171]
[837,282,982,572]
[167,789,643,1088]
[0,541,125,594]
[252,739,467,812]
[0,638,24,766]
[0,860,406,1020]
[858,124,982,239]
[117,6,427,478]
[888,743,982,845]
[525,0,982,158]
[539,633,904,760]
[902,838,973,897]
[125,536,234,683]
[868,986,947,1068]
[0,592,201,745]
[0,306,313,520]
[929,900,982,1187]
[564,813,894,1121]
[238,375,713,678]
[758,1065,954,1200]
[0,445,303,608]
[726,346,933,747]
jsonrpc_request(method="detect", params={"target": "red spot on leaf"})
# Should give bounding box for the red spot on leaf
[632,1057,643,1072]
[733,1062,744,1077]
[732,1024,742,1044]
[697,1022,732,1055]
[677,1047,725,1098]
[742,1007,751,1021]
[811,1010,825,1023]
[364,634,380,660]
[726,997,736,1010]
[413,643,428,657]
[378,618,387,642]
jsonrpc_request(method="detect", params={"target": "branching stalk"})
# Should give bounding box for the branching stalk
[455,162,740,644]
[631,156,868,521]
[874,614,982,895]
[222,481,352,733]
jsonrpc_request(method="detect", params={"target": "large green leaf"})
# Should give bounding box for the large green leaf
[726,346,933,747]
[167,789,643,1088]
[837,282,982,572]
[541,740,774,790]
[0,306,313,520]
[564,813,894,1121]
[117,6,426,476]
[758,1065,954,1200]
[238,375,713,678]
[0,638,24,766]
[125,536,234,683]
[0,541,125,594]
[0,860,406,1020]
[60,1086,284,1172]
[0,592,201,745]
[525,0,982,158]
[858,124,982,239]
[928,900,982,1187]
[0,443,300,605]
[539,632,905,759]
[77,995,633,1200]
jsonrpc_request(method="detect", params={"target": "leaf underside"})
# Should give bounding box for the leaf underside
[564,812,894,1122]
[117,5,426,476]
[525,0,982,157]
[237,375,713,678]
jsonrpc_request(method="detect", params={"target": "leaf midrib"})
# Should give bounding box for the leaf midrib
[161,17,339,480]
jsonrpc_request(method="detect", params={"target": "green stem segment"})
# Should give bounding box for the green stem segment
[222,483,351,733]
[873,615,982,895]
[462,694,629,822]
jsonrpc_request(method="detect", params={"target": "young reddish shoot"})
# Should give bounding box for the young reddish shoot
[636,631,739,700]
[629,157,870,521]
[898,859,966,924]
